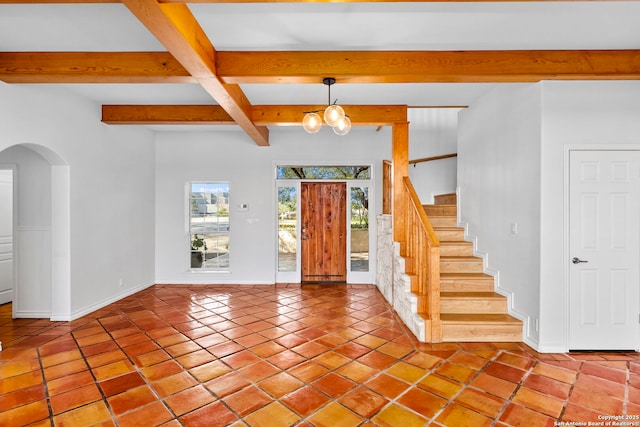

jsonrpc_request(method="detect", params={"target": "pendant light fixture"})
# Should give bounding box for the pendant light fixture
[302,77,351,135]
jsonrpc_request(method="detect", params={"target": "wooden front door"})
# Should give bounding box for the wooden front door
[301,182,347,283]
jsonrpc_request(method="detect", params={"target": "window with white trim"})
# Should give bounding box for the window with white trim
[189,182,229,270]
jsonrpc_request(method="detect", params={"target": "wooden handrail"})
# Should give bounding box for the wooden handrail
[402,177,442,342]
[403,177,440,245]
[409,153,457,166]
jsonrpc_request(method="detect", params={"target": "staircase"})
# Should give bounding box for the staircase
[423,193,522,342]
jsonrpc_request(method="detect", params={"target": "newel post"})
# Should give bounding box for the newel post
[392,121,409,243]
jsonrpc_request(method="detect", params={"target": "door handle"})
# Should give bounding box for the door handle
[572,257,588,264]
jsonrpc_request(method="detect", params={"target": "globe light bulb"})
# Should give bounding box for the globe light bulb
[324,104,345,127]
[302,112,322,134]
[332,115,352,136]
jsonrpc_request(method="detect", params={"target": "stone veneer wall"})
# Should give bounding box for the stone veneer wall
[375,215,393,302]
[376,215,426,341]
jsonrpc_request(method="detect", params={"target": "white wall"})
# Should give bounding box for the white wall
[408,108,459,203]
[0,147,52,316]
[155,126,391,284]
[539,81,640,352]
[458,83,542,347]
[0,83,156,319]
[0,169,13,305]
[458,80,640,352]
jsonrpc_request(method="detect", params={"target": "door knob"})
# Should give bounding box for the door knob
[572,257,588,264]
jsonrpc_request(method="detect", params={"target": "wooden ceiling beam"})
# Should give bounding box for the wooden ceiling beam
[0,1,118,3]
[217,50,640,84]
[4,49,638,85]
[102,105,233,124]
[252,104,407,126]
[102,104,407,126]
[159,0,608,3]
[120,0,269,146]
[0,52,194,84]
[0,0,607,3]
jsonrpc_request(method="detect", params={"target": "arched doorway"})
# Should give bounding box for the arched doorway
[0,144,70,320]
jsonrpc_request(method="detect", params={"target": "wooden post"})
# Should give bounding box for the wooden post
[392,121,409,242]
[382,160,392,215]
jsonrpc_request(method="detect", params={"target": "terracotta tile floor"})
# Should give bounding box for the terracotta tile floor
[1,284,639,426]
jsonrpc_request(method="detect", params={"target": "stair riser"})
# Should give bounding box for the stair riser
[424,205,457,216]
[434,194,457,205]
[441,299,507,314]
[429,217,457,227]
[413,196,523,343]
[434,229,465,241]
[440,280,494,293]
[442,324,522,342]
[440,260,483,273]
[439,244,473,257]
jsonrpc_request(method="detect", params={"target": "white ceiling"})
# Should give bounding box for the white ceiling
[1,2,639,131]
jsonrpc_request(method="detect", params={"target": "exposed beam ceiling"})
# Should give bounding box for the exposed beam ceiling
[4,50,639,85]
[0,52,193,83]
[1,0,638,145]
[0,0,609,3]
[120,0,269,145]
[161,0,607,2]
[218,50,640,84]
[102,104,408,125]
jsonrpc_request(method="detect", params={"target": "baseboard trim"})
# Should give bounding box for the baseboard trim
[154,280,275,285]
[52,281,156,322]
[459,221,534,349]
[523,335,541,352]
[13,310,51,318]
[0,288,13,305]
[535,344,568,353]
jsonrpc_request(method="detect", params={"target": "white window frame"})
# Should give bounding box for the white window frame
[274,163,374,284]
[188,181,230,272]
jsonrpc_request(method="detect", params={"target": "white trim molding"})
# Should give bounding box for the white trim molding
[52,280,156,322]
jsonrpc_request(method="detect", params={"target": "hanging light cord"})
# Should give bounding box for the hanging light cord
[323,77,337,106]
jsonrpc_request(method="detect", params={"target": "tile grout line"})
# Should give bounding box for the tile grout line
[108,311,183,424]
[35,345,55,423]
[556,357,584,422]
[2,286,640,426]
[495,351,535,424]
[624,360,630,415]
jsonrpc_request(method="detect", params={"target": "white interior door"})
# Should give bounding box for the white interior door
[0,169,13,305]
[569,150,640,350]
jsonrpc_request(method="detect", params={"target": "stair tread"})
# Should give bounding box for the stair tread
[441,292,506,299]
[440,256,482,261]
[415,196,521,342]
[439,243,472,250]
[429,218,457,226]
[440,313,522,324]
[440,272,492,279]
[424,204,457,216]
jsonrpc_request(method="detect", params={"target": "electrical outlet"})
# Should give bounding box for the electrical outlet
[119,278,124,288]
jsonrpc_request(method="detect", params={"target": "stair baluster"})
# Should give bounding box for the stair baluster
[401,177,442,342]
